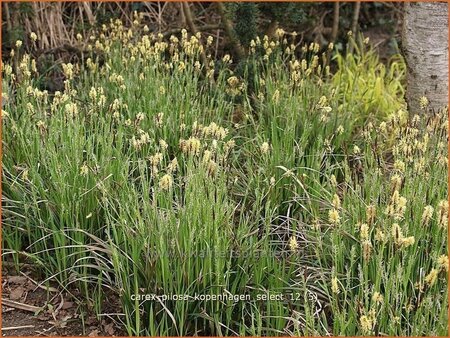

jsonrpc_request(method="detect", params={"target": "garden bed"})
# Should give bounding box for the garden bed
[2,15,448,336]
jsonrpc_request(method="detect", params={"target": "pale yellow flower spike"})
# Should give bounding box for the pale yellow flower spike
[289,236,299,251]
[159,174,173,191]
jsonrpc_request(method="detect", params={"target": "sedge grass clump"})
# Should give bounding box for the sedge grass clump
[332,35,406,123]
[318,109,448,336]
[2,16,447,336]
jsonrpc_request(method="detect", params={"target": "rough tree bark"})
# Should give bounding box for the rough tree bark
[351,2,361,35]
[216,3,245,60]
[331,2,340,42]
[402,2,448,113]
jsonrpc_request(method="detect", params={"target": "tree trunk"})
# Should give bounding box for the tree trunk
[331,2,340,42]
[216,3,245,61]
[402,2,448,113]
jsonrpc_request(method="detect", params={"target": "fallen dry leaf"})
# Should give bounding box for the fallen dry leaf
[88,329,100,336]
[9,286,25,300]
[103,322,115,335]
[61,301,74,310]
[7,276,27,284]
[49,315,72,329]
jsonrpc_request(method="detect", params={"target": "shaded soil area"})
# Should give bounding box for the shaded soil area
[1,263,124,336]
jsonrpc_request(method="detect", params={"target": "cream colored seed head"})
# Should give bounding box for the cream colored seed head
[181,137,201,156]
[391,223,403,244]
[372,292,383,304]
[275,28,285,38]
[167,158,178,173]
[437,255,449,272]
[424,268,439,286]
[332,193,341,209]
[360,223,369,241]
[374,228,386,243]
[207,160,217,177]
[390,174,402,191]
[422,205,434,226]
[159,174,173,191]
[202,150,212,163]
[366,205,376,225]
[360,315,373,333]
[272,89,280,104]
[288,236,299,251]
[330,174,337,187]
[419,96,429,109]
[159,139,168,150]
[362,240,372,261]
[331,276,340,294]
[394,160,406,172]
[400,236,415,248]
[80,163,89,176]
[260,142,270,154]
[136,112,145,122]
[328,208,340,225]
[149,153,163,166]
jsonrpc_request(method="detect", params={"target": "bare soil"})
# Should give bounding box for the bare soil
[1,263,124,337]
